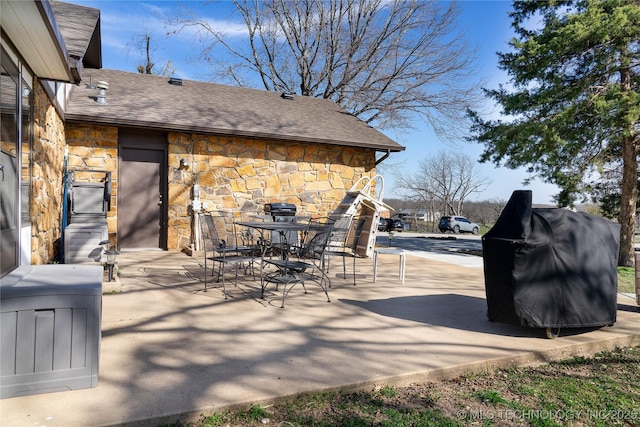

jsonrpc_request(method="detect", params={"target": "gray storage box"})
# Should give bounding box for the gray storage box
[64,222,108,263]
[1,265,102,399]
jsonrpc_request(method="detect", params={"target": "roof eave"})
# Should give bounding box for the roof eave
[1,0,77,83]
[64,115,405,152]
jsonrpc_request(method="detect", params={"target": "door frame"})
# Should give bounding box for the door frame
[117,130,168,250]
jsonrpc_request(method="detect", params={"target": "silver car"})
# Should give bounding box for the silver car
[438,216,479,234]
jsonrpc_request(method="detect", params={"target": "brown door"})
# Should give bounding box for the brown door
[118,132,167,250]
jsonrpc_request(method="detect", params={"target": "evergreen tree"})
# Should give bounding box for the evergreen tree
[468,0,640,266]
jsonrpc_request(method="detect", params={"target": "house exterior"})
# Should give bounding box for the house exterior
[1,0,403,277]
[397,210,442,222]
[64,68,404,252]
[1,0,102,275]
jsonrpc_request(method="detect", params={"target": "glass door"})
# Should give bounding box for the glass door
[1,54,20,277]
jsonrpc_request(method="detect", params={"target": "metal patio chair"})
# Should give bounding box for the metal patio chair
[199,211,256,299]
[261,217,336,308]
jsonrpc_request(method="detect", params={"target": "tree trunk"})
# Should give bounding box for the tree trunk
[618,60,638,267]
[618,132,638,267]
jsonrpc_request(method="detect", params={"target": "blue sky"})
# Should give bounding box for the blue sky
[67,0,559,204]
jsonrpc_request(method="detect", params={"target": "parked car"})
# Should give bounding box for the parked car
[378,217,406,232]
[438,216,479,234]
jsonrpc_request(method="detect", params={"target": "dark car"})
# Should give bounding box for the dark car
[438,216,479,234]
[378,217,406,232]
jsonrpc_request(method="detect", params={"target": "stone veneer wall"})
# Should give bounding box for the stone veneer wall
[62,126,377,251]
[168,132,377,251]
[65,123,119,246]
[30,79,67,264]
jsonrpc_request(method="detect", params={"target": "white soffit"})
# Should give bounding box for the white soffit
[2,0,74,82]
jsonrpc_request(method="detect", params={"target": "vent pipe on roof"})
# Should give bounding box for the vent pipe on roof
[86,75,96,89]
[95,81,109,105]
[169,77,183,86]
[281,92,294,100]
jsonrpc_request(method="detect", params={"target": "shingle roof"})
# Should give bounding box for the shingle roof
[51,1,101,69]
[64,68,404,152]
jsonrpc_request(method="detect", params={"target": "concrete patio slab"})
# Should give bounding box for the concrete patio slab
[2,247,639,427]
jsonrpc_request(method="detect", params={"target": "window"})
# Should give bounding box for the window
[1,45,33,277]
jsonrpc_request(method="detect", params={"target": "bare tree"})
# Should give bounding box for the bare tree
[128,32,176,76]
[171,0,482,137]
[464,199,506,226]
[395,151,491,216]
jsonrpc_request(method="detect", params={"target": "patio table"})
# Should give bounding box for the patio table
[235,220,336,307]
[236,220,310,234]
[235,221,310,258]
[236,220,345,260]
[234,220,311,283]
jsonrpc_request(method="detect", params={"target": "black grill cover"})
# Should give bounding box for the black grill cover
[482,190,620,329]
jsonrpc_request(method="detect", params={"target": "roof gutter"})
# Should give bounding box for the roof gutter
[375,149,391,166]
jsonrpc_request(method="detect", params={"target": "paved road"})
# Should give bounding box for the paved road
[376,231,484,268]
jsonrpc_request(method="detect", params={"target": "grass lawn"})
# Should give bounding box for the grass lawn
[618,267,635,293]
[168,346,640,427]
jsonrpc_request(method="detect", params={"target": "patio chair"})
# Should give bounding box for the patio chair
[261,217,336,308]
[325,215,369,286]
[199,211,256,298]
[237,214,273,278]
